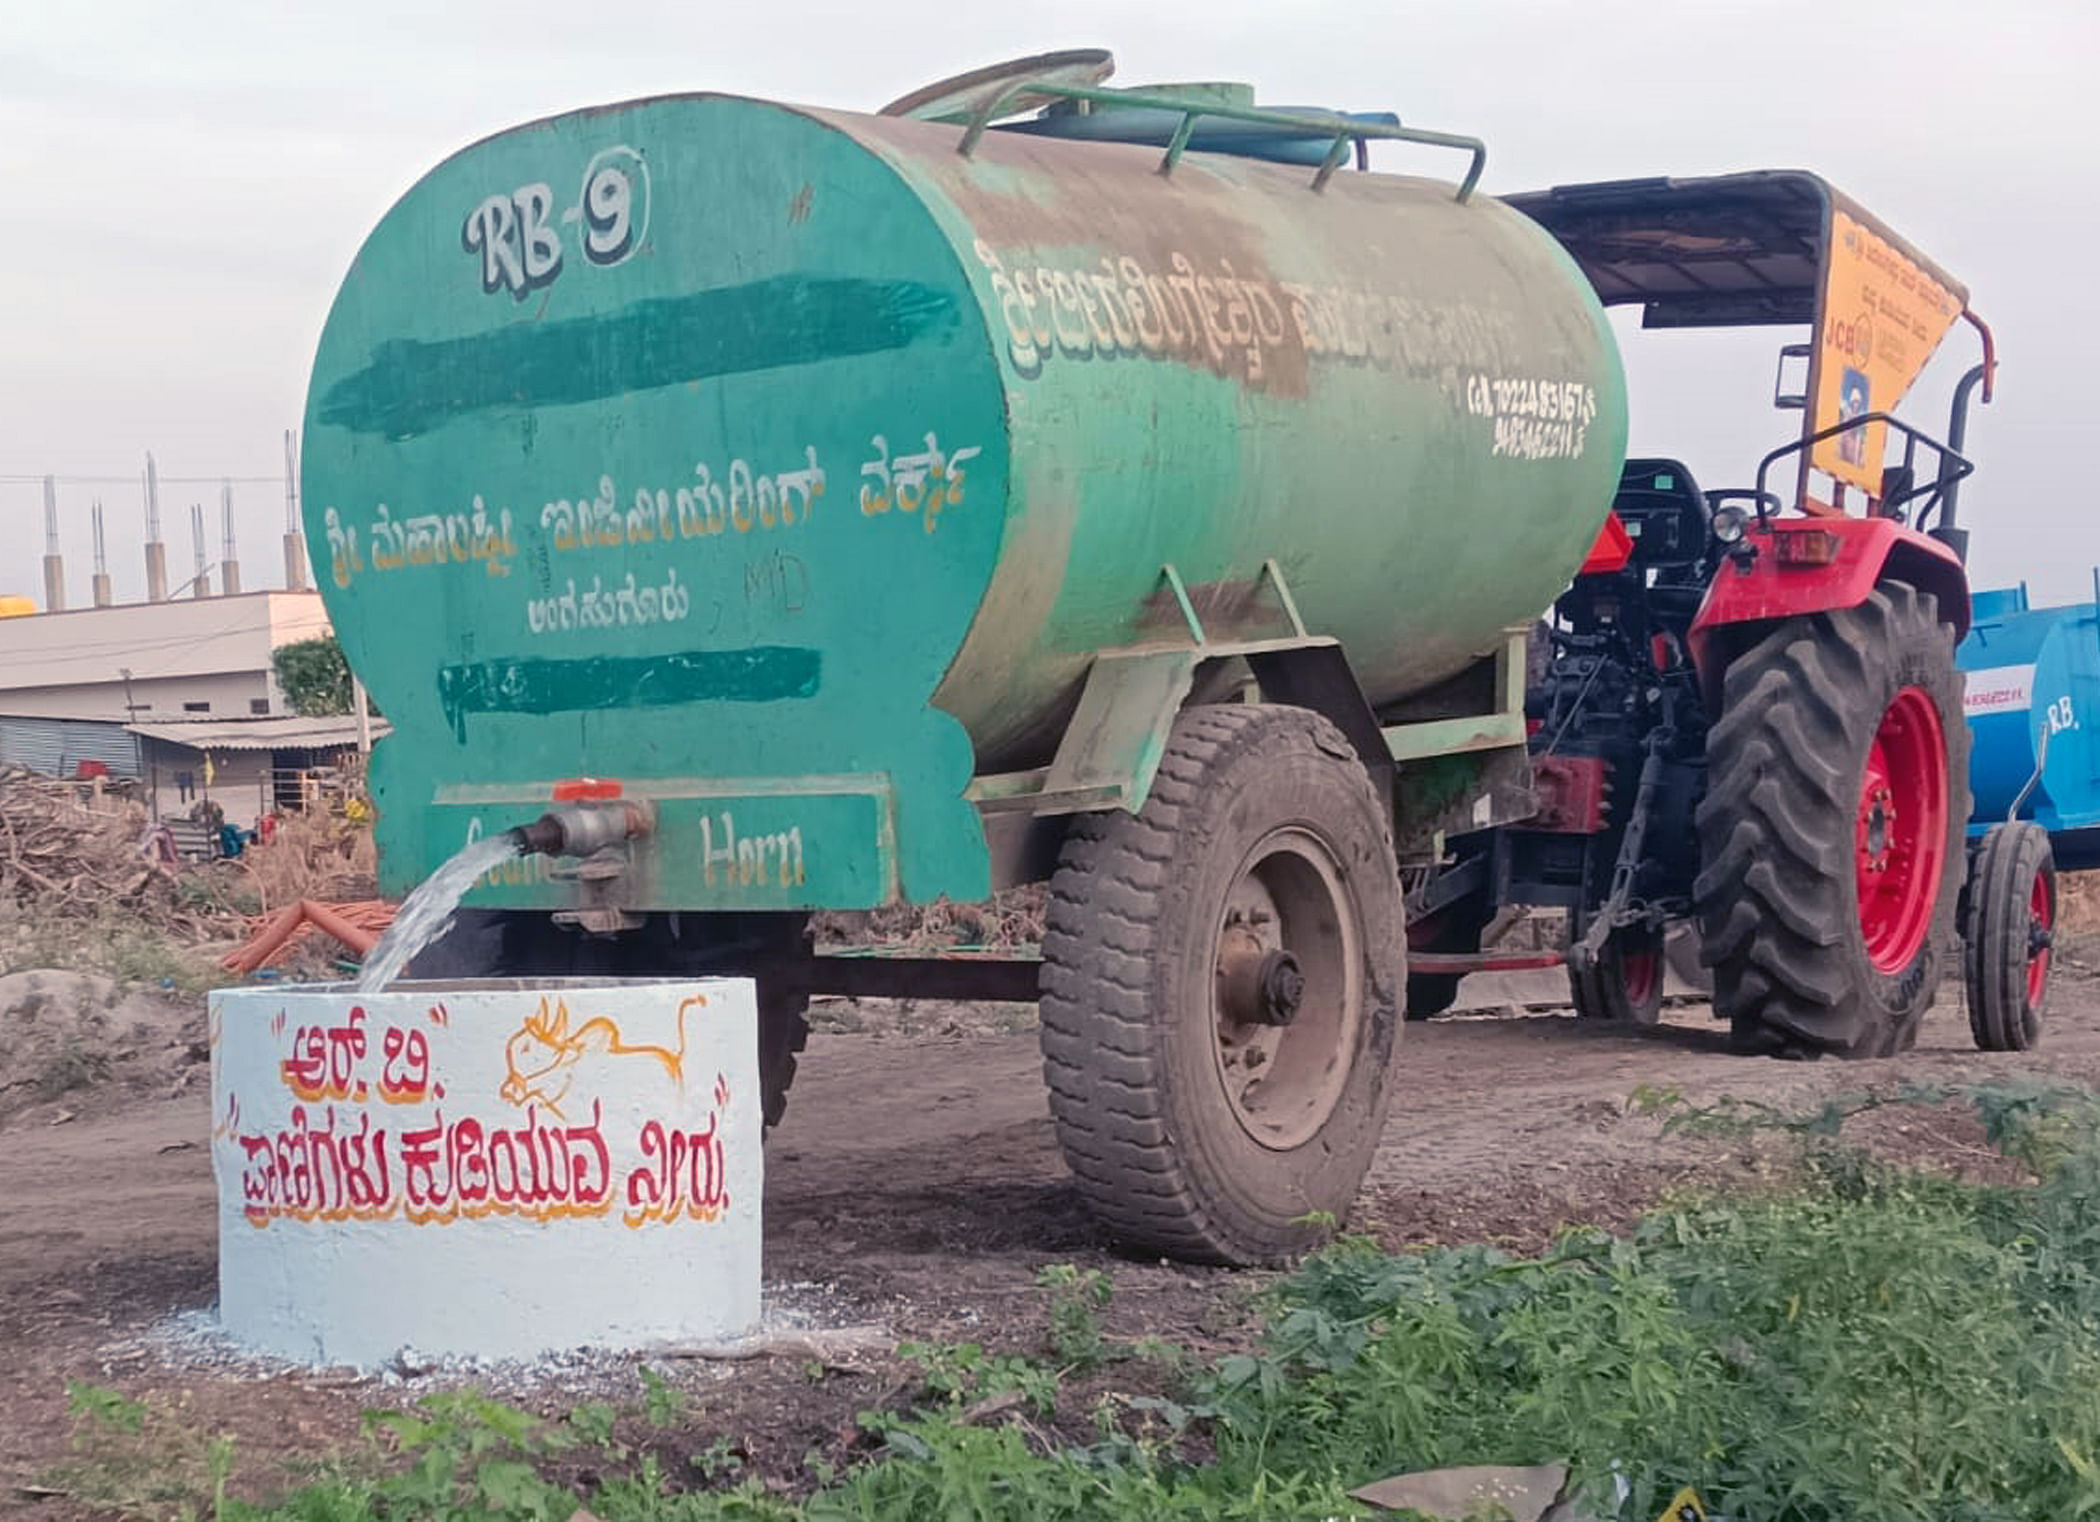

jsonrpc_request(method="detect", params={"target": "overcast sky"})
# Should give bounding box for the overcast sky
[4,0,2096,605]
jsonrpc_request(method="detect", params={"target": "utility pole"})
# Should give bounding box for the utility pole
[352,672,372,755]
[41,476,65,612]
[220,480,242,595]
[190,502,211,598]
[283,430,308,590]
[91,501,113,606]
[143,453,168,602]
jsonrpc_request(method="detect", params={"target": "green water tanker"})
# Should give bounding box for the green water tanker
[305,53,1631,1264]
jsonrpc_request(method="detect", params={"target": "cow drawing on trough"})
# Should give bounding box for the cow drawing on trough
[499,993,711,1121]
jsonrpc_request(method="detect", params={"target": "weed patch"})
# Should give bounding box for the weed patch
[44,1083,2100,1521]
[0,904,231,992]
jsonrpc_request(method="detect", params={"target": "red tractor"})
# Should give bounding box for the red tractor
[1409,172,2000,1058]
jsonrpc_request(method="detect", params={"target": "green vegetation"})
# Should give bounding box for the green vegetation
[48,1083,2100,1521]
[271,635,377,720]
[0,904,236,990]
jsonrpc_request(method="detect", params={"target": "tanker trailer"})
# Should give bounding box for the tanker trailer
[1952,581,2100,1050]
[302,52,1628,1265]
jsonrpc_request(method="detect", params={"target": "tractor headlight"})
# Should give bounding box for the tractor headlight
[1710,503,1751,546]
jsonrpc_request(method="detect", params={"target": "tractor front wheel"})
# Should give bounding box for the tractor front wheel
[1965,821,2054,1052]
[1404,900,1491,1021]
[1695,582,1970,1057]
[1568,924,1665,1025]
[1039,704,1404,1266]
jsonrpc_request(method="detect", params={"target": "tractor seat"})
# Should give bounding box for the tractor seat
[1610,458,1707,573]
[1647,579,1707,626]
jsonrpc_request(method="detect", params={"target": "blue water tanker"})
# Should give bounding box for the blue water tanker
[1959,578,2100,867]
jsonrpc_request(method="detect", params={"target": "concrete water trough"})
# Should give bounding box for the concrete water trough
[208,977,760,1367]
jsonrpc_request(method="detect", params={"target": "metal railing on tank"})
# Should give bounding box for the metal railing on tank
[955,82,1489,201]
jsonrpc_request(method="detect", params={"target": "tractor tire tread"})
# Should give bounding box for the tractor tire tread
[1964,821,2052,1052]
[1695,582,1968,1058]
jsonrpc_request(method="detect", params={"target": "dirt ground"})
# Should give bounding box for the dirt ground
[6,947,2100,1516]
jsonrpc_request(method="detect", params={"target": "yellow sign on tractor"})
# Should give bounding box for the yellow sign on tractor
[1809,202,1965,497]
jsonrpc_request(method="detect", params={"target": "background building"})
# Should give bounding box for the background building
[0,591,378,826]
[0,590,329,720]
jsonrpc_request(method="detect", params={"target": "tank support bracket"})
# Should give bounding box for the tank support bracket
[996,635,1374,819]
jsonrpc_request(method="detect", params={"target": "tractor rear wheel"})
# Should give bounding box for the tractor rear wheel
[1964,821,2054,1052]
[1568,924,1665,1025]
[1039,704,1403,1266]
[1695,582,1969,1057]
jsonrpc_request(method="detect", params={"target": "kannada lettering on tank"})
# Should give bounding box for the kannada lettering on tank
[970,240,1530,384]
[304,99,1011,909]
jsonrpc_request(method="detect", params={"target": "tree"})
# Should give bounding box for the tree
[272,634,375,718]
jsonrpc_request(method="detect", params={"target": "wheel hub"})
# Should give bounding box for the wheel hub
[1210,831,1362,1151]
[1853,687,1948,973]
[1217,925,1307,1028]
[1860,790,1893,868]
[2029,870,2055,1007]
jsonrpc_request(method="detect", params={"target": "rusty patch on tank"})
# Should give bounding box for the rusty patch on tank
[846,112,1315,396]
[839,110,1534,402]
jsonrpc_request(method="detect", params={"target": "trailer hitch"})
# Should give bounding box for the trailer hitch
[1569,721,1671,973]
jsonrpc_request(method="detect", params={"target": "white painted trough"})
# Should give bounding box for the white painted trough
[208,978,761,1367]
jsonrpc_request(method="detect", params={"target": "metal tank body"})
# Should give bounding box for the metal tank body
[1960,584,2100,852]
[302,89,1627,909]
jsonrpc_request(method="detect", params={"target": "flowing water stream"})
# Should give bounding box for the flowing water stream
[356,833,524,992]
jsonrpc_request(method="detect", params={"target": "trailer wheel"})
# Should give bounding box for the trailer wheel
[1040,704,1403,1266]
[1696,582,1970,1057]
[1964,822,2054,1052]
[1568,925,1665,1025]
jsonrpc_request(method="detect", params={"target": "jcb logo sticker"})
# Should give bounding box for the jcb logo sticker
[1827,309,1874,366]
[1656,1488,1708,1522]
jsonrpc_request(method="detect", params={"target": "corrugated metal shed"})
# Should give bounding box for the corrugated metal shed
[0,715,143,777]
[125,715,389,753]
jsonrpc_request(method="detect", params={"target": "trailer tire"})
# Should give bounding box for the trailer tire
[1696,582,1969,1058]
[1568,925,1665,1025]
[1040,704,1403,1266]
[1964,822,2054,1052]
[756,993,811,1130]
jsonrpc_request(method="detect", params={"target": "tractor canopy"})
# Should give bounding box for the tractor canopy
[1506,170,1987,502]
